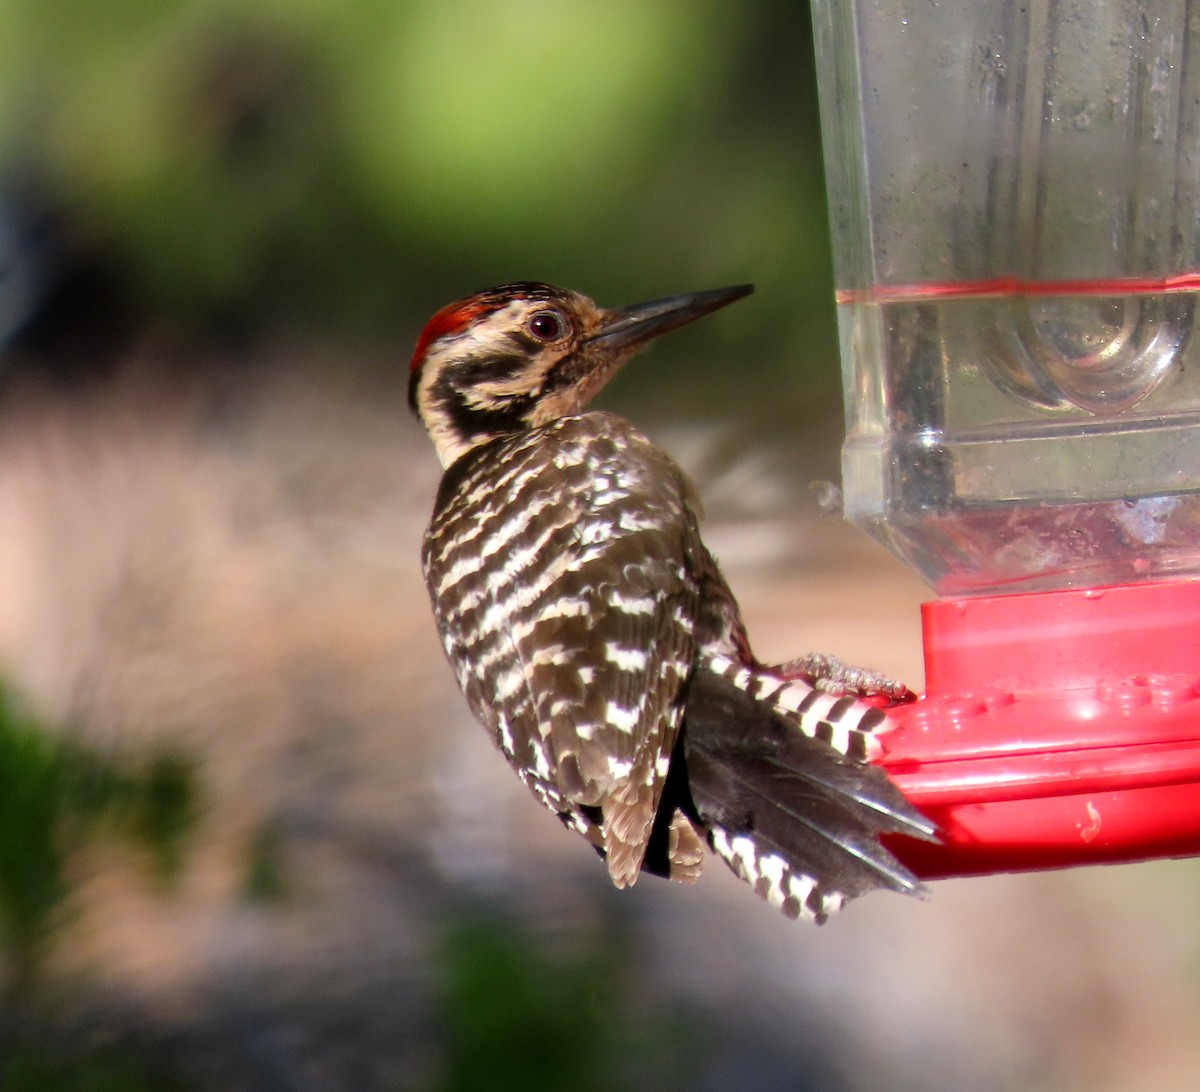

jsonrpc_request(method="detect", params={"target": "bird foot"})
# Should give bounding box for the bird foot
[773,653,915,704]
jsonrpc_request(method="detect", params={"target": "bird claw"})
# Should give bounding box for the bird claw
[774,653,915,704]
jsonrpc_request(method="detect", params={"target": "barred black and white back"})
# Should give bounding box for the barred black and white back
[423,413,707,888]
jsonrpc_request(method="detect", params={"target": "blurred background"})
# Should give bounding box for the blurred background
[0,1,1198,1089]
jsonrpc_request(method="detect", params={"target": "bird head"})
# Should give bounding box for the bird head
[408,281,753,467]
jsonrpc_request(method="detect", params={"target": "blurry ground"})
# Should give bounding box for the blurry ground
[0,353,1198,1091]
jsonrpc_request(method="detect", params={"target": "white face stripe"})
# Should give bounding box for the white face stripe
[413,293,634,467]
[416,305,561,468]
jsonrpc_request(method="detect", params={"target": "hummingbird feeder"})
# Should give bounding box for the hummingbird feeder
[810,0,1200,876]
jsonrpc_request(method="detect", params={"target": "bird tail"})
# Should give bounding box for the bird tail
[704,652,894,761]
[681,664,937,923]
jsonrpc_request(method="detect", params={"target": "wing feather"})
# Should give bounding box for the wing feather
[423,414,704,886]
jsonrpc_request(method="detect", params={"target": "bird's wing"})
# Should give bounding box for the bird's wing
[506,417,704,888]
[514,524,700,888]
[422,415,704,889]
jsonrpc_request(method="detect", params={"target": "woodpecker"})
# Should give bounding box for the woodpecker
[410,281,935,922]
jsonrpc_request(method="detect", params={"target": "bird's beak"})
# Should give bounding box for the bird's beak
[586,284,754,354]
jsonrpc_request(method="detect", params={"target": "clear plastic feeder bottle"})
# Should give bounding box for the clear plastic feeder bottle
[811,1,1200,877]
[812,0,1200,597]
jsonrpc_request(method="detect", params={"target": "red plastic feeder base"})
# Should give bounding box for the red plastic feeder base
[878,579,1200,879]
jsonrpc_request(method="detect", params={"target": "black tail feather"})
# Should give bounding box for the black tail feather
[678,667,936,919]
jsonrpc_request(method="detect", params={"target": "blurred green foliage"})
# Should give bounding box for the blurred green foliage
[0,684,199,999]
[431,908,702,1092]
[0,0,839,422]
[0,685,199,1087]
[240,817,292,903]
[3,1042,176,1092]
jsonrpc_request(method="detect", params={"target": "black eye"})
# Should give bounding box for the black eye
[527,310,564,341]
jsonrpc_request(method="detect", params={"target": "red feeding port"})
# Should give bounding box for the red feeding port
[877,579,1200,878]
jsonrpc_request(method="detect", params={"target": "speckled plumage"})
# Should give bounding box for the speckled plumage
[423,413,706,887]
[413,282,935,921]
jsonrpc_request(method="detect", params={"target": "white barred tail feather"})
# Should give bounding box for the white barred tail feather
[681,667,936,923]
[704,653,891,762]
